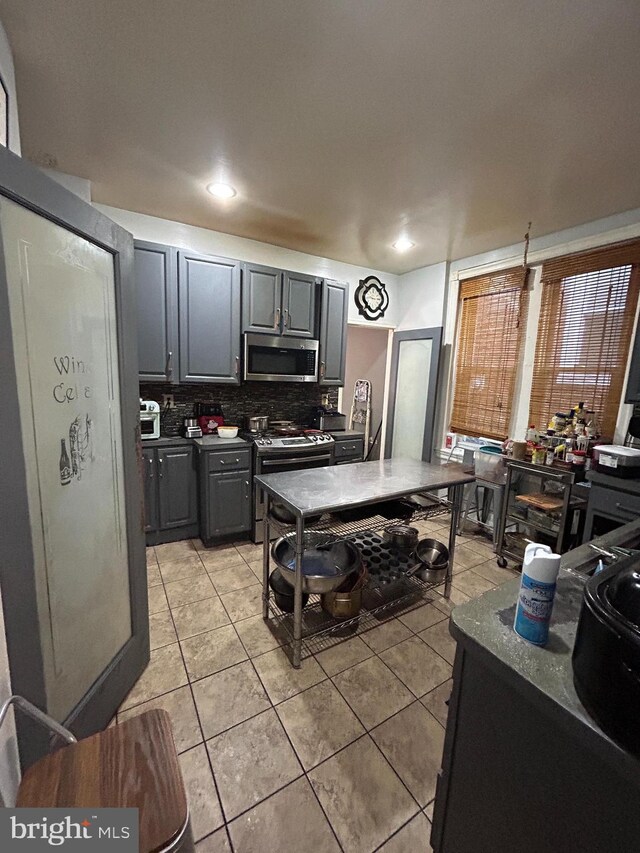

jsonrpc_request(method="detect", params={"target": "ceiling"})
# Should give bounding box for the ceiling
[1,0,639,274]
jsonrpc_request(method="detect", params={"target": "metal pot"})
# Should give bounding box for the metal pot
[383,524,419,553]
[415,538,449,583]
[244,415,269,433]
[271,535,361,594]
[321,563,368,618]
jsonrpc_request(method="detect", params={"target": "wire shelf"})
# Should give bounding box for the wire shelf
[267,496,450,542]
[266,573,444,659]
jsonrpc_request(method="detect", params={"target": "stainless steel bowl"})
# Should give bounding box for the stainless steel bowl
[271,535,361,594]
[415,538,449,582]
[383,524,419,553]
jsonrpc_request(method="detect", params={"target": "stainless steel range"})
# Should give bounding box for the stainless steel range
[249,431,335,542]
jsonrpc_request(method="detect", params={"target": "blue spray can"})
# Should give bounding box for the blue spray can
[514,543,561,646]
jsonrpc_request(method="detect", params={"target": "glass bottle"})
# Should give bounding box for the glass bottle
[59,438,71,485]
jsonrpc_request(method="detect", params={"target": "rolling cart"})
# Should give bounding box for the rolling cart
[496,459,587,568]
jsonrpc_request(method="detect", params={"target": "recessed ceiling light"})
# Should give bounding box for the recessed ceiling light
[393,236,415,252]
[207,182,237,199]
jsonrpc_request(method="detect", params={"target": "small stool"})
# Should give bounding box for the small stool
[15,707,192,853]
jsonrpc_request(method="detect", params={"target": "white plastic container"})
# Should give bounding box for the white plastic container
[513,542,561,646]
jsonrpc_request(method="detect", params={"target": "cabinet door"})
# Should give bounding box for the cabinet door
[282,271,317,338]
[179,251,241,383]
[319,279,349,385]
[242,263,282,334]
[142,448,159,532]
[134,241,178,382]
[157,446,197,529]
[207,471,251,537]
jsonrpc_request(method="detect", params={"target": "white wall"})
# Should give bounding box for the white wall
[41,169,92,203]
[395,262,449,330]
[95,205,402,327]
[0,15,22,806]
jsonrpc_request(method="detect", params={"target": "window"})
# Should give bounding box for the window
[528,240,640,438]
[450,267,529,440]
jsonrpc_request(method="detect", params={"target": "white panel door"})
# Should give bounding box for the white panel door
[1,197,131,720]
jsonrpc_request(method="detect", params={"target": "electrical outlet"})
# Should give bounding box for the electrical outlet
[162,394,175,409]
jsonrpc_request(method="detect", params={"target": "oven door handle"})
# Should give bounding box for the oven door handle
[260,454,333,467]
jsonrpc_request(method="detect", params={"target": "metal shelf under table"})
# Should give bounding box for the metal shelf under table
[255,459,475,668]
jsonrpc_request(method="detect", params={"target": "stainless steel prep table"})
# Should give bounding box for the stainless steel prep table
[255,458,476,667]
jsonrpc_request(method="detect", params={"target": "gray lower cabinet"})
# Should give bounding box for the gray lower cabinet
[143,443,198,544]
[178,250,241,383]
[134,241,178,382]
[242,263,318,338]
[333,434,365,464]
[200,448,252,542]
[142,448,158,533]
[319,279,349,385]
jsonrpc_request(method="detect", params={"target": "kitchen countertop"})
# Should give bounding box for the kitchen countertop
[254,458,475,517]
[450,519,640,783]
[142,435,251,449]
[329,430,365,439]
[193,435,250,449]
[141,436,193,447]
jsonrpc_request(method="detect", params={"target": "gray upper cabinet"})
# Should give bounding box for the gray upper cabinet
[319,279,349,385]
[157,445,197,529]
[282,271,318,338]
[242,263,282,334]
[242,263,318,338]
[179,251,241,384]
[134,241,178,383]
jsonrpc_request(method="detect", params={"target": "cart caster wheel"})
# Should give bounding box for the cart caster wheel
[497,557,508,569]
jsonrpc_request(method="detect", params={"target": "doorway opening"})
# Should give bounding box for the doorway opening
[338,324,393,461]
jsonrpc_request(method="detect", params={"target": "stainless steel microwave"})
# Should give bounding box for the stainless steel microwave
[244,333,319,383]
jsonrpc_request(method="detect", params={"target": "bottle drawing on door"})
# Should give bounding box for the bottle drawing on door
[59,414,93,486]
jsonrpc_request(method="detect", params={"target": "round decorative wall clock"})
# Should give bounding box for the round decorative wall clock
[354,275,389,321]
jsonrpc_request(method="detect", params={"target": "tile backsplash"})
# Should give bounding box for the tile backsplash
[140,382,339,436]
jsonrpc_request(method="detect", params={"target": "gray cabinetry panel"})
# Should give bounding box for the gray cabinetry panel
[134,241,178,382]
[282,271,317,338]
[179,251,241,383]
[206,471,251,538]
[157,445,197,529]
[334,437,365,463]
[242,262,282,334]
[319,279,349,385]
[142,448,159,532]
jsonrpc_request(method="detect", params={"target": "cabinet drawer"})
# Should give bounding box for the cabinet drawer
[334,439,365,460]
[207,449,251,473]
[590,484,640,522]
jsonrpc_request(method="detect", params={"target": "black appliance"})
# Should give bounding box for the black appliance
[244,333,319,383]
[310,406,347,431]
[572,556,640,756]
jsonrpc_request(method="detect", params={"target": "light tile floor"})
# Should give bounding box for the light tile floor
[120,524,518,852]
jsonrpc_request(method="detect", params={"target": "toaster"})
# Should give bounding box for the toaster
[572,556,640,756]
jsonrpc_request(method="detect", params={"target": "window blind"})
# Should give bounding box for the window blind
[528,239,640,438]
[450,267,529,440]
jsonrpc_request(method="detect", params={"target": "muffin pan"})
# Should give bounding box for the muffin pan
[350,531,417,589]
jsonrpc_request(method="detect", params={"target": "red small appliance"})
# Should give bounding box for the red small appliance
[194,402,225,435]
